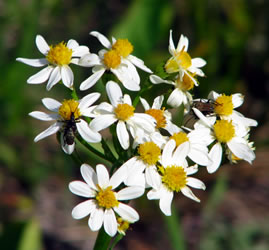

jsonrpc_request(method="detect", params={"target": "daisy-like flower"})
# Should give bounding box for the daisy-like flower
[79,31,152,91]
[193,109,256,173]
[168,125,210,166]
[150,30,206,92]
[147,140,206,216]
[16,35,89,90]
[29,93,101,154]
[208,91,258,128]
[69,164,144,237]
[90,81,156,149]
[140,95,178,134]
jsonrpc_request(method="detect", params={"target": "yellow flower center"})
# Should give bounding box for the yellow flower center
[103,50,121,69]
[58,99,81,120]
[137,141,161,165]
[114,103,135,121]
[46,42,72,66]
[214,94,234,116]
[96,186,119,209]
[112,39,133,58]
[145,108,166,129]
[165,49,192,73]
[117,217,130,235]
[213,120,235,143]
[160,165,187,192]
[176,73,195,91]
[170,132,189,147]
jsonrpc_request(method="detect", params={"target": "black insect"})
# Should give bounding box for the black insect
[62,112,80,145]
[183,99,217,128]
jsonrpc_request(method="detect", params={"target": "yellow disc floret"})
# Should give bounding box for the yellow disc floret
[96,186,119,209]
[145,108,166,129]
[214,94,233,116]
[160,165,187,192]
[137,142,161,165]
[112,39,133,58]
[46,41,72,66]
[214,120,235,143]
[170,132,189,147]
[58,99,81,120]
[117,217,130,235]
[176,73,195,91]
[103,50,121,69]
[114,103,135,121]
[165,49,192,73]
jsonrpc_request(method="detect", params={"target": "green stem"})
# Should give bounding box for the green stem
[163,203,186,250]
[109,234,123,250]
[70,87,79,100]
[93,227,112,250]
[76,135,112,163]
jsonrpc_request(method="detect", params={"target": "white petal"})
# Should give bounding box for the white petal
[191,58,206,68]
[16,58,48,67]
[79,92,101,111]
[207,143,222,173]
[76,120,101,143]
[167,88,184,108]
[106,81,123,107]
[36,35,50,55]
[159,187,173,216]
[79,53,100,67]
[104,209,117,237]
[181,186,200,202]
[114,203,139,223]
[94,102,114,114]
[61,65,73,88]
[88,208,104,231]
[139,97,150,110]
[187,177,206,190]
[176,34,187,52]
[172,141,190,164]
[185,165,199,175]
[34,122,60,142]
[72,45,90,57]
[117,186,144,200]
[96,164,110,188]
[232,93,244,108]
[79,69,105,91]
[27,66,53,84]
[42,98,61,112]
[145,167,161,189]
[68,181,95,198]
[66,39,79,50]
[112,68,140,91]
[108,165,126,189]
[81,164,98,191]
[71,200,96,219]
[149,74,173,85]
[152,95,164,109]
[90,115,117,132]
[131,114,156,133]
[29,111,57,121]
[188,145,210,166]
[61,138,75,155]
[227,139,255,164]
[127,55,152,73]
[161,140,176,167]
[123,94,132,106]
[116,121,129,150]
[90,31,112,49]
[168,30,175,55]
[47,66,61,90]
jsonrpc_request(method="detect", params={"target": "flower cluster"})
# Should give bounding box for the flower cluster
[17,30,257,239]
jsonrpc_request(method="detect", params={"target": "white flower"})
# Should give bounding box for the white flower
[140,95,178,134]
[147,140,206,216]
[193,109,256,173]
[69,164,144,237]
[208,91,258,128]
[79,31,152,91]
[29,93,101,154]
[16,35,89,90]
[168,125,211,166]
[90,81,156,149]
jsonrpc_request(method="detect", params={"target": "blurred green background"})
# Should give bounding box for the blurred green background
[1,0,268,249]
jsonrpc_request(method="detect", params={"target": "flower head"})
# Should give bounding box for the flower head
[29,93,101,154]
[69,164,144,237]
[16,35,89,90]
